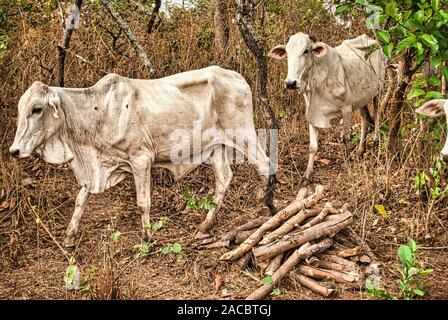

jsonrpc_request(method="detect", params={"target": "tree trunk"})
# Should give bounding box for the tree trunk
[387,50,413,154]
[235,0,278,169]
[147,0,161,34]
[58,0,83,87]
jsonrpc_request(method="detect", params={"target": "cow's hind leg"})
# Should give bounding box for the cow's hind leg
[359,105,374,156]
[251,142,276,214]
[342,110,352,158]
[63,185,90,250]
[198,146,232,234]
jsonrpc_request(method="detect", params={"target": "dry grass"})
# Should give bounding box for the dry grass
[0,0,447,300]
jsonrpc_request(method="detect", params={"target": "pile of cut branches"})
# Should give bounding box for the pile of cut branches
[197,185,378,299]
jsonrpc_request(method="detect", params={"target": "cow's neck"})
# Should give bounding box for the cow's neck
[55,87,99,144]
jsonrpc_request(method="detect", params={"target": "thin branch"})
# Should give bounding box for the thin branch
[57,45,109,75]
[101,0,155,77]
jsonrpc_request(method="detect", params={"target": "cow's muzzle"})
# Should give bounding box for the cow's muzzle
[284,80,298,90]
[9,148,20,158]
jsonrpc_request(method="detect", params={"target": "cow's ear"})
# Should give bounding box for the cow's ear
[48,89,60,119]
[37,135,74,164]
[416,99,446,117]
[268,45,287,59]
[311,43,327,58]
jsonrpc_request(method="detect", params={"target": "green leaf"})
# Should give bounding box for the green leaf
[414,10,426,23]
[415,42,424,56]
[111,231,122,242]
[430,56,442,68]
[420,268,434,275]
[408,239,417,252]
[160,246,170,254]
[397,36,416,53]
[408,267,420,277]
[425,91,444,99]
[413,289,424,296]
[261,277,273,285]
[365,279,374,290]
[428,75,441,86]
[373,204,388,218]
[407,88,425,100]
[382,43,393,58]
[376,30,390,44]
[172,243,182,254]
[335,4,350,16]
[420,34,439,53]
[431,0,439,11]
[398,245,413,266]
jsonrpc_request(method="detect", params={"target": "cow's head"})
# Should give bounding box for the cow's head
[268,32,327,91]
[9,81,72,163]
[416,99,448,162]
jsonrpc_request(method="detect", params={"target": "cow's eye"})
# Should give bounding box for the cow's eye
[32,107,43,115]
[303,49,309,55]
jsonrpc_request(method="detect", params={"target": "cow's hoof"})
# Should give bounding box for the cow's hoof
[300,179,311,188]
[194,230,211,240]
[63,243,76,253]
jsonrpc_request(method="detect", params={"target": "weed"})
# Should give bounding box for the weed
[181,186,217,211]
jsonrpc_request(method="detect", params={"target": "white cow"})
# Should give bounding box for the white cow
[416,99,448,162]
[10,66,276,249]
[269,32,387,184]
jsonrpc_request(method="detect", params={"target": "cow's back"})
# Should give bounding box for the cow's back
[336,35,386,108]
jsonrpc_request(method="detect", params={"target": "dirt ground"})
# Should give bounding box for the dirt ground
[1,0,447,301]
[1,112,447,300]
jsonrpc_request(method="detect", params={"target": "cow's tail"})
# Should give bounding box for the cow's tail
[263,173,277,214]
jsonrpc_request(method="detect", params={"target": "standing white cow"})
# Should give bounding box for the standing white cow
[9,66,276,249]
[269,32,387,184]
[416,99,448,162]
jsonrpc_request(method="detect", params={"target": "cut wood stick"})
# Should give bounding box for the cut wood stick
[347,227,378,262]
[253,210,353,262]
[235,229,256,244]
[301,202,336,229]
[327,246,363,258]
[259,208,321,245]
[197,240,230,250]
[296,274,334,298]
[350,254,372,264]
[234,252,252,270]
[221,216,270,242]
[220,186,326,261]
[318,254,359,270]
[246,238,333,300]
[297,265,358,284]
[265,254,283,277]
[317,260,357,274]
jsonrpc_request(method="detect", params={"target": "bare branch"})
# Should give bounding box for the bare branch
[101,0,155,77]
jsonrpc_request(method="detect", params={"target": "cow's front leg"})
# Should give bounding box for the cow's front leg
[303,124,319,186]
[198,147,232,236]
[64,185,90,250]
[342,110,352,158]
[133,166,152,242]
